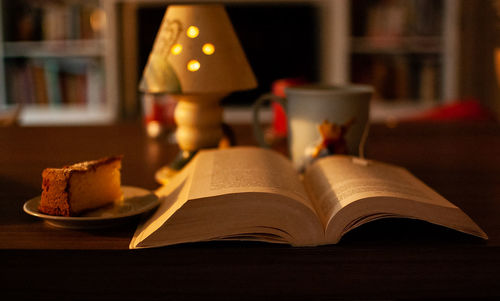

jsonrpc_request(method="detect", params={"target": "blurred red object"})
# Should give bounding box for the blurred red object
[142,93,177,138]
[143,94,176,124]
[271,78,308,137]
[405,99,496,122]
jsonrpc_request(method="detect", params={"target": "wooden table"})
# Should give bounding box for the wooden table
[1,122,500,300]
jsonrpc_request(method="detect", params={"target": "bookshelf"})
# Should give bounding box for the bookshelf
[0,0,118,125]
[328,0,460,121]
[2,0,457,125]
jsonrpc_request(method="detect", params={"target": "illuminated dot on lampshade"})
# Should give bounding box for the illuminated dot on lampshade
[187,60,200,72]
[202,43,215,55]
[171,44,182,55]
[187,26,199,38]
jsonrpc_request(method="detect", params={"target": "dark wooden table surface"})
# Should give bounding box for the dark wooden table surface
[1,122,500,300]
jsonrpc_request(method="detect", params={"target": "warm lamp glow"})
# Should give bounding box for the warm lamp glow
[139,4,257,155]
[187,26,199,38]
[187,60,201,72]
[139,4,256,94]
[202,43,215,55]
[171,44,183,55]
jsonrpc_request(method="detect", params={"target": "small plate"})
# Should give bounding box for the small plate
[23,186,159,229]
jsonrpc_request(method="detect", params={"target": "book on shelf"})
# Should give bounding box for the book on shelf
[130,147,487,249]
[357,0,443,40]
[21,63,36,105]
[5,0,103,41]
[350,0,444,103]
[5,64,28,105]
[86,60,105,108]
[44,59,62,105]
[59,59,87,105]
[32,61,49,105]
[351,54,440,102]
[5,58,103,107]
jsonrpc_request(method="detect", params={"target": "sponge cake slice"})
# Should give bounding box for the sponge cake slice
[39,156,123,216]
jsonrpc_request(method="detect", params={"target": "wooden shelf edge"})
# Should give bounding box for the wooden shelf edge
[350,36,443,54]
[3,39,105,58]
[17,105,115,125]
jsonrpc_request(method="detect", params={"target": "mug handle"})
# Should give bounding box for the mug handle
[252,93,287,148]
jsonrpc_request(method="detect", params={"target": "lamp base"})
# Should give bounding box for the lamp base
[173,93,227,151]
[154,93,227,184]
[155,122,236,185]
[155,150,197,185]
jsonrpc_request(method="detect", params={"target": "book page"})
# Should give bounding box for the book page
[304,156,455,227]
[131,147,325,248]
[130,157,196,248]
[187,147,316,213]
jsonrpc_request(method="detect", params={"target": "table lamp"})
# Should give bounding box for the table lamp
[139,4,257,171]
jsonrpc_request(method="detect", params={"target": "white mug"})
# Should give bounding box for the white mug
[253,84,373,171]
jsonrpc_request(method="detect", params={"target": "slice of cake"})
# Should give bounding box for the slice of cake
[39,156,123,216]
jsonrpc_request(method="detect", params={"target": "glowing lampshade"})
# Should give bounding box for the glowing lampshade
[139,4,257,153]
[139,4,257,94]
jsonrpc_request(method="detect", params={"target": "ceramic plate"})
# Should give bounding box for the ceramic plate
[23,186,159,229]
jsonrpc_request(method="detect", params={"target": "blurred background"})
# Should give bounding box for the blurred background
[0,0,499,126]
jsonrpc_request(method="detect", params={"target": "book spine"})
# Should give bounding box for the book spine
[87,61,104,108]
[44,59,62,106]
[59,58,89,105]
[31,60,49,105]
[69,3,82,40]
[5,64,21,105]
[80,4,94,39]
[37,1,101,41]
[23,63,36,105]
[76,73,88,105]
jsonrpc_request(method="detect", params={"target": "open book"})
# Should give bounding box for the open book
[130,147,487,248]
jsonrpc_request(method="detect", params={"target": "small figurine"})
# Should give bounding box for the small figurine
[303,118,356,170]
[311,118,355,158]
